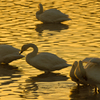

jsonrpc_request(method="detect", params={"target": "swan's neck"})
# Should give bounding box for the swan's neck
[70,61,78,77]
[78,61,87,80]
[39,4,43,13]
[26,44,38,61]
[36,4,43,19]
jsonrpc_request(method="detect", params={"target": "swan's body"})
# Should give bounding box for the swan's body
[0,44,24,64]
[77,60,100,93]
[70,61,87,86]
[19,43,71,73]
[36,3,71,23]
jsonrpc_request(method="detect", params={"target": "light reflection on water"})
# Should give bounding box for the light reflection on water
[0,0,100,100]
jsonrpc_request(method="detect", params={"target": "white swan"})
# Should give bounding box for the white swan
[0,44,24,64]
[70,61,87,86]
[19,43,71,73]
[77,60,100,93]
[36,3,71,23]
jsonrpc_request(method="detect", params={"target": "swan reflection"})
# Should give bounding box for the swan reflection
[0,64,21,76]
[0,64,21,85]
[19,82,39,99]
[27,73,69,82]
[35,23,69,34]
[69,85,100,100]
[0,44,24,64]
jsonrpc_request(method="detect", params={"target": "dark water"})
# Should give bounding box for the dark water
[0,0,100,100]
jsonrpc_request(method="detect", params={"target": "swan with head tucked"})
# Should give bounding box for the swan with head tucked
[74,61,88,85]
[36,3,71,23]
[19,43,71,73]
[77,60,100,93]
[0,44,24,64]
[70,61,87,86]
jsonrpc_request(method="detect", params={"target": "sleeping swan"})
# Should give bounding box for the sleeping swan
[36,3,71,23]
[19,43,71,73]
[70,61,87,86]
[0,44,24,64]
[77,60,100,93]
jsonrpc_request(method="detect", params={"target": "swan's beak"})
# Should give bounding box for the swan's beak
[67,64,72,66]
[67,18,71,20]
[19,51,23,55]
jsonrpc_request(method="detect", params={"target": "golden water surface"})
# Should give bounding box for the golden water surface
[0,0,100,100]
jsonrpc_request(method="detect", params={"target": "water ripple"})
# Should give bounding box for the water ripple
[0,0,100,100]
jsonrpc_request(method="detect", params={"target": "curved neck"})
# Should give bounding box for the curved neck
[78,61,87,80]
[26,44,38,59]
[70,61,78,76]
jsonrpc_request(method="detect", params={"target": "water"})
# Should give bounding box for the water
[0,0,100,100]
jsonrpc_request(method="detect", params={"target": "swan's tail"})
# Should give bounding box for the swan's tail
[53,63,72,71]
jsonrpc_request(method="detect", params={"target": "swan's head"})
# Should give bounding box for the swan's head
[72,61,78,69]
[19,44,31,54]
[38,3,42,9]
[38,3,43,11]
[19,43,38,55]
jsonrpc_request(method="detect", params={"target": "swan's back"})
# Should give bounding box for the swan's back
[85,62,100,83]
[38,9,70,23]
[0,45,20,56]
[0,45,24,64]
[43,9,68,17]
[26,52,70,71]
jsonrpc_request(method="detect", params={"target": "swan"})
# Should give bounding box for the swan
[36,3,71,23]
[70,61,87,86]
[0,44,24,64]
[19,43,72,73]
[77,60,100,93]
[29,73,69,82]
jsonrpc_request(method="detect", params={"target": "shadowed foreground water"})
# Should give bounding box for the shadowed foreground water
[0,0,100,100]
